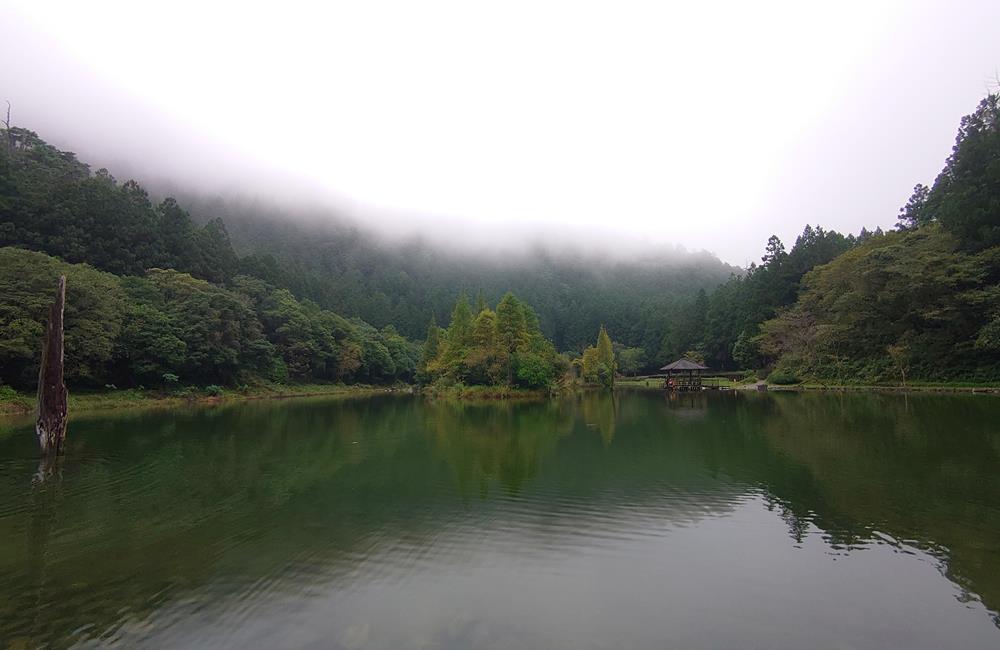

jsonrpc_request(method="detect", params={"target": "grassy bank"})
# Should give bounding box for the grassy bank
[420,384,557,401]
[613,376,1000,394]
[754,382,1000,394]
[0,383,410,416]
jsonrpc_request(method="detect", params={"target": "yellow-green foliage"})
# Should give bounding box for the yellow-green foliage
[581,325,617,387]
[421,292,560,389]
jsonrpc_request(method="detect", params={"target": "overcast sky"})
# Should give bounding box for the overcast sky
[2,0,999,265]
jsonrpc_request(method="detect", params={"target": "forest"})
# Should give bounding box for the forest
[1,93,998,390]
[755,94,1000,383]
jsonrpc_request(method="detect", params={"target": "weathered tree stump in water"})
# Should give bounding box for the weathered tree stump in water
[36,275,68,455]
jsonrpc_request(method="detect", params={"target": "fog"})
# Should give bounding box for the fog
[2,0,999,265]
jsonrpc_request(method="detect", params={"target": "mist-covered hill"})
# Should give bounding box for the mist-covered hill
[170,192,737,352]
[0,123,738,359]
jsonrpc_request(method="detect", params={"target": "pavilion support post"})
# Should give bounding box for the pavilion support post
[36,276,68,455]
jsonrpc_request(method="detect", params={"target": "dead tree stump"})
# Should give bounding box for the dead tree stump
[36,275,68,455]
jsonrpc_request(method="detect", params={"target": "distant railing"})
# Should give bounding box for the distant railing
[621,373,744,390]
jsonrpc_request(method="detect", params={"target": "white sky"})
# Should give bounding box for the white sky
[2,0,999,264]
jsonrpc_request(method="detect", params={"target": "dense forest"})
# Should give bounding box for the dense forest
[756,94,1000,383]
[1,92,998,390]
[0,247,419,389]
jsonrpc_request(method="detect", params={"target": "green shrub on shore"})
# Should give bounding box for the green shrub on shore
[768,371,801,385]
[0,385,32,414]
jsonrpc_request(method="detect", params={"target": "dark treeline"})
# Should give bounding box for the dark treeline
[699,224,868,369]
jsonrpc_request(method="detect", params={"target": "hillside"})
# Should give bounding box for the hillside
[4,92,996,388]
[0,125,737,364]
[173,192,738,353]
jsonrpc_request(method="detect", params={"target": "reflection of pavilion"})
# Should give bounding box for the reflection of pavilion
[664,390,710,418]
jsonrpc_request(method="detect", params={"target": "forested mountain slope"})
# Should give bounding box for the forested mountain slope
[3,91,996,387]
[0,125,737,364]
[176,192,738,353]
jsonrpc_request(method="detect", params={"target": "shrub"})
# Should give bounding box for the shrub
[204,384,224,396]
[768,371,800,385]
[513,352,554,389]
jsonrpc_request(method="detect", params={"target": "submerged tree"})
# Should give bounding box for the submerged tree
[36,276,67,455]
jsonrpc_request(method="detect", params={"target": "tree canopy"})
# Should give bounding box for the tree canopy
[420,292,564,389]
[0,247,418,390]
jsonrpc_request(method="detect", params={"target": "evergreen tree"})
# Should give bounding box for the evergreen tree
[417,318,442,384]
[496,292,527,382]
[927,94,1000,249]
[896,184,931,230]
[596,325,616,387]
[448,294,474,348]
[467,308,502,384]
[761,235,787,267]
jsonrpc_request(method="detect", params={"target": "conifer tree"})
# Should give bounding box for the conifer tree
[467,308,502,384]
[417,318,442,383]
[581,346,600,383]
[596,325,616,387]
[435,294,474,381]
[448,294,474,349]
[496,292,527,383]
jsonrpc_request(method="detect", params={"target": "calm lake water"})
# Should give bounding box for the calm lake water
[1,390,999,649]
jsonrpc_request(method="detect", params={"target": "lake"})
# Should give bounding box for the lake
[1,390,999,648]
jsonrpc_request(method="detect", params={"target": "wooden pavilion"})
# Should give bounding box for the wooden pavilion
[660,359,709,391]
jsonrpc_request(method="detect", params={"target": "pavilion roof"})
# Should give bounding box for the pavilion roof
[660,359,709,371]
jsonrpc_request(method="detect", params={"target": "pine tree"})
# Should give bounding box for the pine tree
[418,318,442,383]
[596,325,616,387]
[761,235,786,267]
[448,294,474,348]
[467,308,502,384]
[496,292,527,383]
[437,294,474,381]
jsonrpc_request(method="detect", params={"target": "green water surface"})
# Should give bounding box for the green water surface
[1,390,999,648]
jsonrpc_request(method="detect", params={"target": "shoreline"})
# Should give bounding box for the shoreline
[0,383,411,417]
[5,378,999,419]
[615,378,1000,395]
[744,384,1000,394]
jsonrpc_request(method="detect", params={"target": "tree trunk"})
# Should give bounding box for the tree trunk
[36,276,68,455]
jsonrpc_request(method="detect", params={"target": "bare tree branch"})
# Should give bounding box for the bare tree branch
[2,100,12,152]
